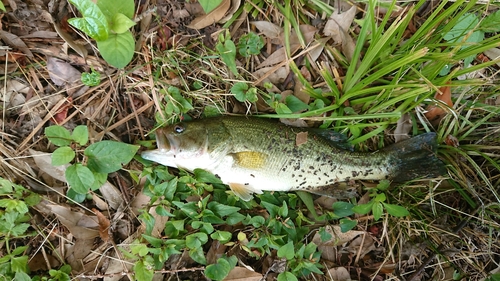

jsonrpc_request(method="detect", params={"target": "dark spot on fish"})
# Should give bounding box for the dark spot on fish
[352,171,359,177]
[299,181,306,186]
[316,156,321,161]
[245,183,249,186]
[250,174,255,178]
[345,177,350,181]
[298,174,303,177]
[332,165,337,170]
[309,166,314,170]
[292,174,295,178]
[323,173,328,177]
[313,171,318,175]
[282,167,286,171]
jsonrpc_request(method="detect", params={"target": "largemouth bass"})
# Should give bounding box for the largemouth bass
[141,116,446,201]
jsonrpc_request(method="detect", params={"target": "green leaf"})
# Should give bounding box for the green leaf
[81,69,101,86]
[443,13,478,43]
[277,272,298,281]
[96,31,135,68]
[285,95,309,113]
[133,259,154,281]
[96,0,135,21]
[67,188,87,203]
[186,232,208,249]
[332,201,354,218]
[230,82,248,102]
[372,202,384,221]
[205,256,234,281]
[51,147,75,166]
[237,32,264,57]
[85,141,139,173]
[0,2,6,12]
[198,0,223,14]
[14,272,31,281]
[351,201,374,215]
[339,218,357,232]
[68,0,109,41]
[11,255,28,273]
[210,230,232,244]
[374,193,386,203]
[376,180,390,191]
[72,125,89,146]
[208,201,240,217]
[481,10,500,32]
[318,227,332,242]
[277,241,294,260]
[189,247,207,265]
[383,203,409,217]
[65,164,95,194]
[45,126,72,146]
[215,32,238,76]
[110,13,136,34]
[194,169,222,183]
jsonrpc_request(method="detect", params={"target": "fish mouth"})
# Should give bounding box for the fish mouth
[155,128,179,152]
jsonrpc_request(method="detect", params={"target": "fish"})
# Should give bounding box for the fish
[141,116,446,201]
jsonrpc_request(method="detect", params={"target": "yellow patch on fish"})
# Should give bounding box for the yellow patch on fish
[232,151,267,169]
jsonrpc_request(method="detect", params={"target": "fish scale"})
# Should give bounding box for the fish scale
[141,116,446,201]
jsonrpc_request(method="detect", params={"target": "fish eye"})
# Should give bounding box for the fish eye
[173,124,185,134]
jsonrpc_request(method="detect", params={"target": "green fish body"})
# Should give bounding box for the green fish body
[141,116,446,201]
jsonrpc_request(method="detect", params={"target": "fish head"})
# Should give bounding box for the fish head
[141,120,229,171]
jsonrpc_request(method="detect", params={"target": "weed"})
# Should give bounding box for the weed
[67,0,136,68]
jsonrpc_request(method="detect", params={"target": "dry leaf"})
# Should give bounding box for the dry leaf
[30,149,68,182]
[324,6,357,44]
[328,267,351,281]
[99,181,124,210]
[219,0,241,23]
[225,267,262,281]
[187,0,231,29]
[45,204,99,240]
[313,225,365,247]
[52,18,88,58]
[483,48,500,67]
[425,83,453,127]
[0,30,33,58]
[251,21,282,41]
[93,208,111,243]
[394,113,412,142]
[47,57,81,86]
[295,131,308,146]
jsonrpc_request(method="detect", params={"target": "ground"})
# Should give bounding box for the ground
[0,0,499,280]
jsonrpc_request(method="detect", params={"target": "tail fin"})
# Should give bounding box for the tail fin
[383,133,447,182]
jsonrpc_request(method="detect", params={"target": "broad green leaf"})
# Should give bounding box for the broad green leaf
[332,201,354,218]
[11,255,28,273]
[275,103,293,114]
[285,95,309,113]
[383,203,409,217]
[189,247,207,265]
[85,141,139,173]
[374,193,386,202]
[215,34,238,76]
[97,31,135,68]
[67,188,87,203]
[133,259,154,281]
[205,257,233,281]
[210,230,232,243]
[277,241,294,260]
[0,2,5,12]
[443,13,478,43]
[72,125,89,146]
[351,201,374,214]
[198,0,223,14]
[194,169,222,183]
[45,126,72,146]
[237,32,264,57]
[372,202,384,221]
[318,227,332,242]
[65,164,95,194]
[96,0,135,21]
[68,0,109,41]
[14,272,31,281]
[208,201,240,217]
[186,232,208,249]
[277,272,298,281]
[339,218,357,232]
[110,13,136,34]
[230,82,248,102]
[51,147,75,166]
[81,70,101,86]
[481,10,500,32]
[90,172,107,191]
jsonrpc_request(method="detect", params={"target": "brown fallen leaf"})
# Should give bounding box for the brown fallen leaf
[394,113,412,142]
[324,5,357,44]
[425,82,453,127]
[0,30,33,58]
[295,131,308,146]
[224,267,262,281]
[93,208,111,243]
[187,0,231,29]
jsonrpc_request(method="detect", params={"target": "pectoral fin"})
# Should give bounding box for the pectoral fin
[228,183,259,201]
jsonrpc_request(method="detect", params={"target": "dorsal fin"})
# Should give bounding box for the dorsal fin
[309,129,353,151]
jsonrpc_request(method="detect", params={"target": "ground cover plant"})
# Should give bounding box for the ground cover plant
[0,0,499,280]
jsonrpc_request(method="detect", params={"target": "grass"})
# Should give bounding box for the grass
[1,0,500,280]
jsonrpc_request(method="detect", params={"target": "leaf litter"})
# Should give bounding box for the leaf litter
[0,0,499,280]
